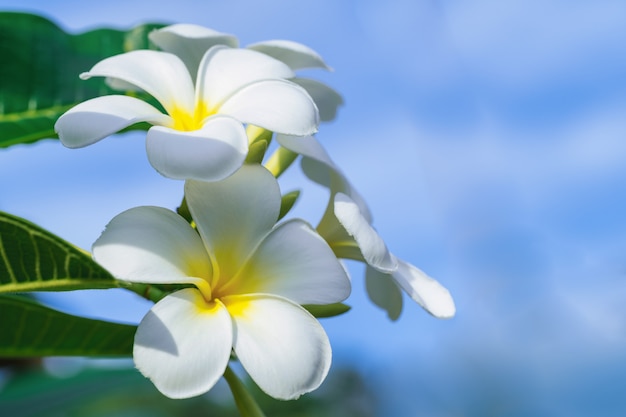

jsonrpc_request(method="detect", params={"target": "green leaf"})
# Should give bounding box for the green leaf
[0,211,118,293]
[0,12,164,148]
[278,190,301,221]
[0,295,135,357]
[303,303,351,318]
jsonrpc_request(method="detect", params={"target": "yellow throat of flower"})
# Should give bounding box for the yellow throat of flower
[170,102,214,131]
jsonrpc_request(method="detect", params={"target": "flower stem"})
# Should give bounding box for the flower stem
[264,146,298,178]
[223,365,267,417]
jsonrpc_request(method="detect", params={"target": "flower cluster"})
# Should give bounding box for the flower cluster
[55,24,455,403]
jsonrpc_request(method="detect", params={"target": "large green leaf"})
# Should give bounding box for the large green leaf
[0,294,135,357]
[0,211,118,293]
[0,12,163,148]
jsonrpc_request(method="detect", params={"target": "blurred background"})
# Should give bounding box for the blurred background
[1,0,626,416]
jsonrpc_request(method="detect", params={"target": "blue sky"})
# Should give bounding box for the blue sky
[1,1,626,415]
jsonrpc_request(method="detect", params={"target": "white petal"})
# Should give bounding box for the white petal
[219,79,319,136]
[226,294,331,400]
[185,165,281,282]
[149,24,238,80]
[366,266,403,321]
[392,258,456,319]
[276,134,336,170]
[334,193,396,273]
[196,46,295,111]
[234,219,350,304]
[146,115,248,181]
[81,50,195,116]
[92,206,212,289]
[292,78,343,122]
[134,289,232,399]
[246,40,330,71]
[277,135,372,221]
[55,95,171,148]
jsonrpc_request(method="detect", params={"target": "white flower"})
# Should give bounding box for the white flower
[55,45,319,181]
[148,23,344,122]
[92,165,350,399]
[277,134,455,320]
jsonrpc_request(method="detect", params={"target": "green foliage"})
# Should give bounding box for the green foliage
[0,364,377,417]
[0,12,163,148]
[0,211,118,293]
[0,295,135,357]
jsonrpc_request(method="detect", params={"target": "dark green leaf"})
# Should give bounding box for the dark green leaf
[0,211,118,293]
[0,12,164,148]
[0,295,135,357]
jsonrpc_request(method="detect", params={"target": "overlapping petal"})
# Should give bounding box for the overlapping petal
[277,135,392,271]
[392,258,456,319]
[365,266,403,321]
[185,165,281,283]
[225,294,332,400]
[278,134,455,318]
[292,78,344,122]
[152,23,342,122]
[365,258,455,320]
[55,95,171,148]
[149,24,238,79]
[234,219,350,305]
[134,289,232,399]
[334,193,395,273]
[92,206,212,289]
[196,46,295,111]
[146,115,247,181]
[219,80,319,136]
[80,50,195,115]
[247,40,330,71]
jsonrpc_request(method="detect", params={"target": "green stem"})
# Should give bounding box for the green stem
[246,125,273,146]
[224,365,267,417]
[264,146,298,178]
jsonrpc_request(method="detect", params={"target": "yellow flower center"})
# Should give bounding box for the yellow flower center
[170,101,214,131]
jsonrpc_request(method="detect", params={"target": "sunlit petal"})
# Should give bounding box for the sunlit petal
[292,78,344,122]
[234,219,350,304]
[334,193,396,273]
[393,258,456,319]
[92,206,211,288]
[134,289,232,399]
[226,294,331,400]
[55,95,171,148]
[196,46,294,110]
[146,115,248,181]
[80,50,195,115]
[366,266,403,321]
[220,79,319,136]
[185,165,281,281]
[247,40,330,71]
[276,134,335,170]
[149,24,238,80]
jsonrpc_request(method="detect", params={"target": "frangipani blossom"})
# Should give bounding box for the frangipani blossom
[92,165,350,400]
[277,134,455,320]
[55,45,319,181]
[148,23,343,122]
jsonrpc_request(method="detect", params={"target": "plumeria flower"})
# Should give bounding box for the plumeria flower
[277,134,455,320]
[148,23,343,122]
[92,164,350,400]
[55,44,319,181]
